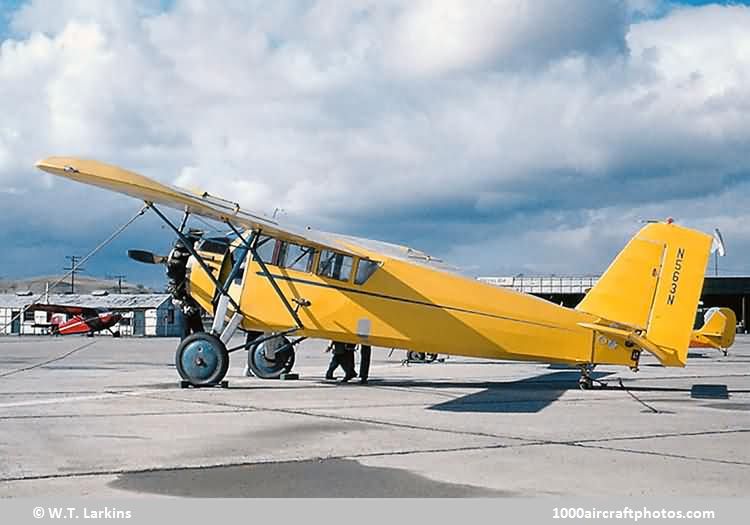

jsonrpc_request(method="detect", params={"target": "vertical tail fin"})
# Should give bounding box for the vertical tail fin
[577,222,712,366]
[692,307,736,351]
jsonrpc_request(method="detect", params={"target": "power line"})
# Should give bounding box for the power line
[0,206,147,335]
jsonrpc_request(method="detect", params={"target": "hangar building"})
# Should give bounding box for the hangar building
[0,293,183,336]
[478,275,749,333]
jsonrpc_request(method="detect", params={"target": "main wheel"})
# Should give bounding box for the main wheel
[247,333,296,379]
[426,353,438,363]
[176,333,229,387]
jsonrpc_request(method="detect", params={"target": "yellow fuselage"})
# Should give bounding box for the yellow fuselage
[187,240,636,369]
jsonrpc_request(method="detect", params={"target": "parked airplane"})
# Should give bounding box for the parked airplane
[29,303,123,336]
[691,306,736,355]
[36,157,719,389]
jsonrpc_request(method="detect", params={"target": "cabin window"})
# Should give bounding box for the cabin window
[196,237,230,255]
[278,242,314,272]
[354,259,380,285]
[231,244,249,283]
[317,250,353,282]
[254,236,278,265]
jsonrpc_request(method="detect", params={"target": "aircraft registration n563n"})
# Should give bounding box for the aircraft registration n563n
[36,157,719,389]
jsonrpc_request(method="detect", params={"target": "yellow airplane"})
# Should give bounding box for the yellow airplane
[691,307,736,356]
[36,157,717,389]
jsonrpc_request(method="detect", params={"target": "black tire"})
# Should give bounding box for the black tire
[426,353,438,363]
[247,334,296,379]
[175,332,229,387]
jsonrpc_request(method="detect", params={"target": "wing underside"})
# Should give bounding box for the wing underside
[28,303,95,316]
[36,157,359,257]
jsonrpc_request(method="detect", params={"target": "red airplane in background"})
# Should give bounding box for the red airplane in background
[29,304,123,336]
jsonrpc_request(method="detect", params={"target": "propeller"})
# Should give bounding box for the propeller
[127,249,167,265]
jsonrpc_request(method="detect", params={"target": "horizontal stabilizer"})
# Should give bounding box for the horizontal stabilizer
[578,321,678,365]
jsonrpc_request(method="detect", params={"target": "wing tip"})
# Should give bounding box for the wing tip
[35,156,68,172]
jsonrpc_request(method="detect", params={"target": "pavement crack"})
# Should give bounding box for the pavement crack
[0,442,521,484]
[0,341,97,379]
[570,442,750,467]
[134,391,538,444]
[0,408,255,420]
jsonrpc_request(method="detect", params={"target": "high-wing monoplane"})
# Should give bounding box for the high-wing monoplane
[36,157,718,389]
[28,303,123,336]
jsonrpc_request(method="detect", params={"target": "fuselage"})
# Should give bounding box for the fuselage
[54,311,122,335]
[185,234,638,369]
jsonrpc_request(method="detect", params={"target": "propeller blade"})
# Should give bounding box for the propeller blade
[127,249,167,265]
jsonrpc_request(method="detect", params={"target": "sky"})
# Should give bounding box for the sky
[2,0,750,289]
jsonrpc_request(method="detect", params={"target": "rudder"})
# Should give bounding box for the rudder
[577,222,712,366]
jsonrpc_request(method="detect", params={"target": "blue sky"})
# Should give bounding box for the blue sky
[2,0,750,288]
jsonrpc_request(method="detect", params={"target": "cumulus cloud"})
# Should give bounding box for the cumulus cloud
[1,0,749,283]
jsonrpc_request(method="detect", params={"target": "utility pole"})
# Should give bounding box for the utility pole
[107,274,127,294]
[714,251,720,277]
[63,256,85,294]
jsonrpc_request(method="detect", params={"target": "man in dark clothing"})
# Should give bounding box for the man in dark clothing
[326,342,357,382]
[359,345,371,384]
[165,232,205,339]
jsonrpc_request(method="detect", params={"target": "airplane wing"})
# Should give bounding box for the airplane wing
[28,303,97,316]
[35,157,360,257]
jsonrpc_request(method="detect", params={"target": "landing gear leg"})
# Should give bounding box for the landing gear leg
[578,364,595,390]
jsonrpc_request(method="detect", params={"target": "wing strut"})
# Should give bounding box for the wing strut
[225,221,306,330]
[147,202,243,315]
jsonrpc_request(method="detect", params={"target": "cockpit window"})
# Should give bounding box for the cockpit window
[232,244,249,283]
[278,242,314,272]
[254,235,277,265]
[317,250,353,282]
[354,259,380,285]
[196,237,230,255]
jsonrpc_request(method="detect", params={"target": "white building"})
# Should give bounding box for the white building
[478,275,599,295]
[0,293,183,337]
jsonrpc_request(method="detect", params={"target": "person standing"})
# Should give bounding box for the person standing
[326,342,357,382]
[340,343,358,382]
[325,342,342,380]
[359,344,371,384]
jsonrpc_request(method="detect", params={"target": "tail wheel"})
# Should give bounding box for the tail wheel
[408,351,436,362]
[247,334,296,379]
[176,333,229,387]
[406,351,421,362]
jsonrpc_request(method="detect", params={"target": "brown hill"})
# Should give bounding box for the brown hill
[0,276,155,295]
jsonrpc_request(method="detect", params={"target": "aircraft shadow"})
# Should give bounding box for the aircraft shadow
[369,370,612,413]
